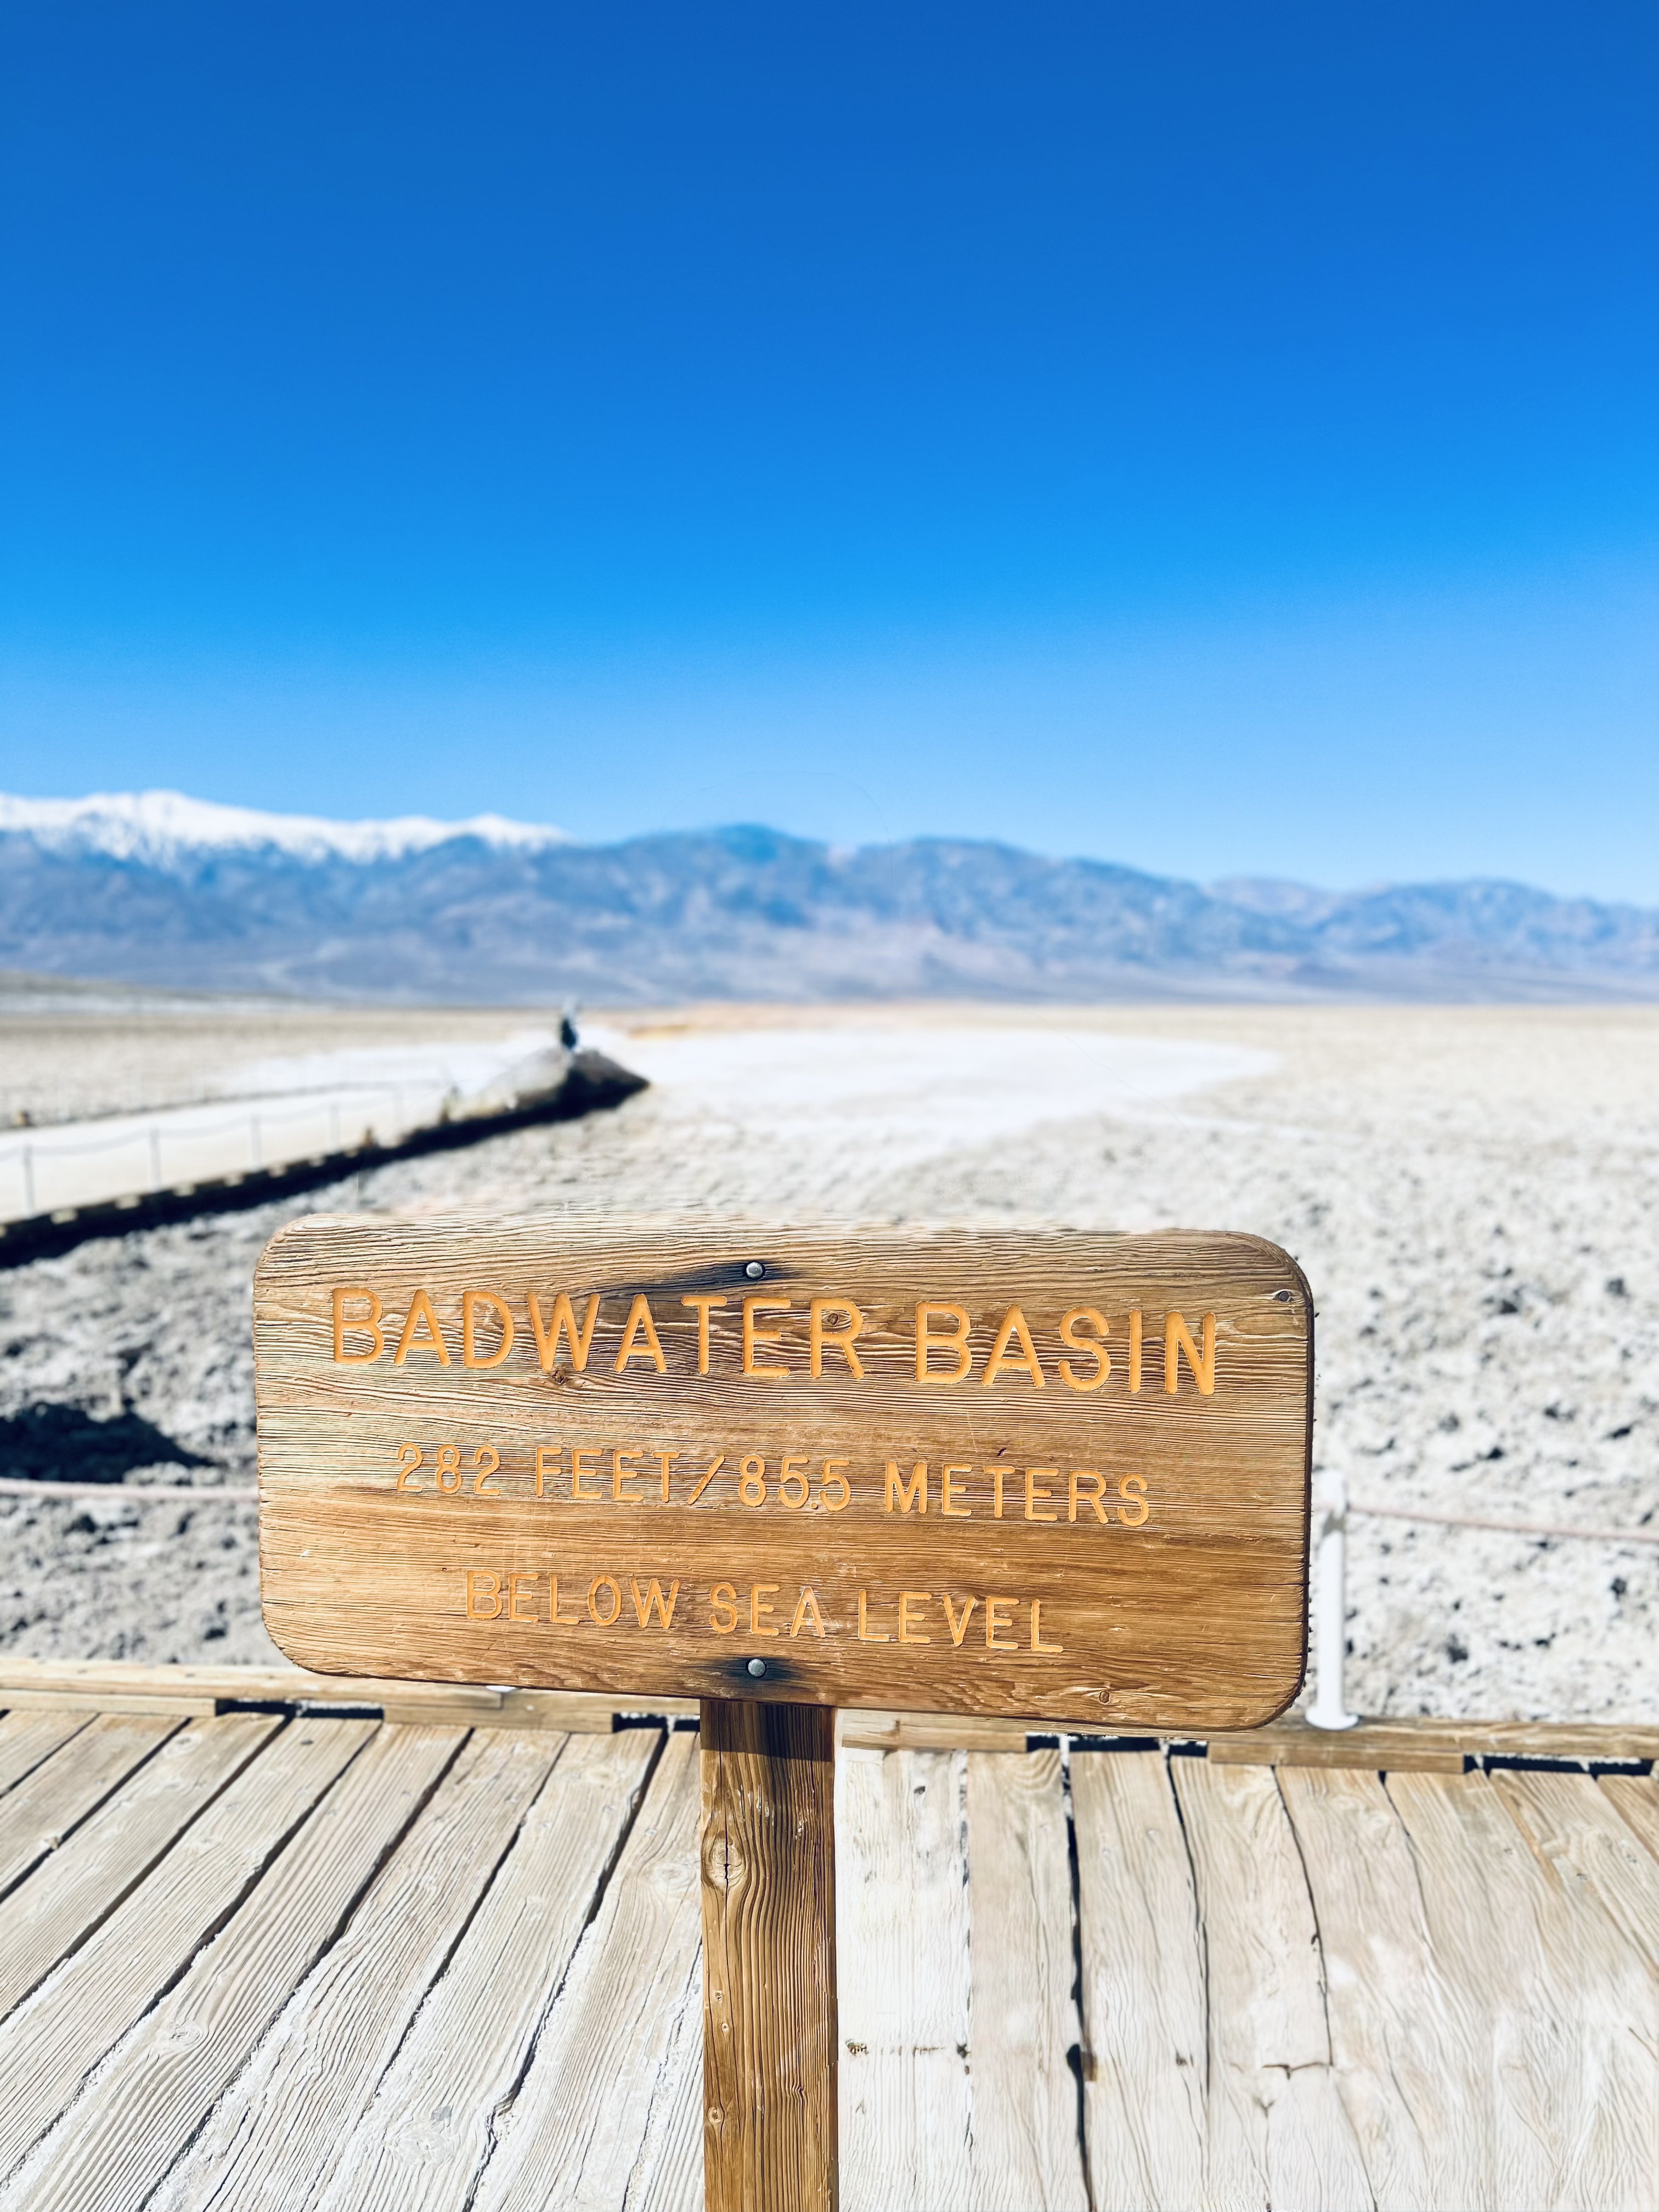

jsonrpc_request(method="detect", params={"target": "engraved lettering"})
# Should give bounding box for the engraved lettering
[1030,1601,1062,1652]
[777,1455,810,1508]
[393,1289,451,1366]
[681,1294,727,1375]
[462,1289,515,1369]
[742,1296,792,1379]
[738,1454,768,1506]
[1118,1474,1150,1525]
[809,1297,865,1379]
[790,1587,826,1637]
[898,1591,932,1644]
[631,1577,680,1628]
[534,1445,561,1498]
[508,1571,538,1622]
[985,1595,1017,1649]
[435,1444,462,1493]
[395,1442,422,1491]
[856,1589,891,1641]
[1025,1467,1058,1522]
[916,1302,972,1383]
[819,1458,851,1511]
[709,1582,740,1633]
[588,1574,622,1626]
[687,1453,725,1505]
[527,1291,601,1373]
[885,1460,928,1514]
[612,1449,644,1503]
[465,1569,501,1620]
[334,1288,384,1364]
[984,1305,1045,1388]
[940,1464,972,1517]
[549,1575,582,1624]
[571,1448,602,1501]
[1057,1307,1109,1391]
[941,1593,977,1646]
[991,1465,1014,1519]
[751,1583,781,1637]
[1165,1311,1216,1396]
[1128,1308,1143,1393]
[652,1449,674,1502]
[1069,1468,1108,1523]
[471,1445,501,1495]
[614,1294,667,1374]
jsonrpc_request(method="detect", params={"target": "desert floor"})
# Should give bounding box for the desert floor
[1,999,1655,1723]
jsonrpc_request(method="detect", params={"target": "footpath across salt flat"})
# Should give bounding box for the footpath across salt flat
[1,1000,1655,1724]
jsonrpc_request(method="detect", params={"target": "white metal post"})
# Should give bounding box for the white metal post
[1307,1466,1359,1730]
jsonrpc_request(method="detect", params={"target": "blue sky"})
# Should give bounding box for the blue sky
[3,2,1655,896]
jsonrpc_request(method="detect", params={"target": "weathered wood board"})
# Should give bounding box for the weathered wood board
[255,1217,1311,1726]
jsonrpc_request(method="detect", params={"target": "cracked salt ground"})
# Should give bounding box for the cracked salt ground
[0,1002,1654,1723]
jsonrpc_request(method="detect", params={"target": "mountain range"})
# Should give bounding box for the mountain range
[1,790,1655,1005]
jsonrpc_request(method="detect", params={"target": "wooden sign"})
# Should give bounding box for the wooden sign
[255,1217,1312,1729]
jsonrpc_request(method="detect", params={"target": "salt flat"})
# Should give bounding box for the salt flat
[1,1000,1654,1724]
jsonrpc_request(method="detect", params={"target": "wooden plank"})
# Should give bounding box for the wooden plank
[0,1690,219,1718]
[0,1712,89,1798]
[1277,1765,1475,2208]
[9,1723,465,2212]
[307,1726,665,2212]
[840,1710,1030,1753]
[0,1714,281,2028]
[151,1727,568,2212]
[964,1748,1087,2211]
[0,1716,375,2187]
[256,1218,1312,1729]
[0,1714,181,1901]
[465,1731,707,2212]
[1206,1713,1659,1766]
[1602,1774,1659,1864]
[1490,1768,1659,1962]
[701,1699,837,2212]
[838,1746,973,2211]
[1070,1751,1208,2212]
[1387,1769,1658,2209]
[1171,1759,1372,2209]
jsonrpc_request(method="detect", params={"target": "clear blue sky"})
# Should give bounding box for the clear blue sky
[3,2,1656,896]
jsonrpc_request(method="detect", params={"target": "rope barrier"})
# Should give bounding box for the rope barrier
[1348,1497,1659,1547]
[0,1477,258,1500]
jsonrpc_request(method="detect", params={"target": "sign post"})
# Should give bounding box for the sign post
[255,1218,1312,2209]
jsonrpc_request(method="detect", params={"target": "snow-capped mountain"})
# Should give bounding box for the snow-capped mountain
[0,789,568,870]
[0,792,1655,1003]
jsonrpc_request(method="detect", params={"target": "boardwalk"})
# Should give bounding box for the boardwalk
[0,1663,1653,2210]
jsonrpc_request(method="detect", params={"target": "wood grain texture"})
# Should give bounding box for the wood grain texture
[702,1698,838,2212]
[1490,1768,1659,1965]
[1206,1713,1659,1767]
[310,1727,663,2212]
[837,1746,973,2211]
[255,1217,1311,1726]
[0,1717,375,2189]
[8,1724,463,2212]
[1070,1751,1207,2212]
[468,1731,706,2212]
[1171,1759,1372,2210]
[0,1712,89,1799]
[153,1728,569,2212]
[0,1713,180,1901]
[964,1749,1087,2211]
[1387,1769,1658,2211]
[1602,1773,1659,1864]
[0,1714,281,2029]
[1278,1765,1472,2209]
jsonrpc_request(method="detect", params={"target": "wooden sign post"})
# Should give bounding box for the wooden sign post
[255,1218,1312,2210]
